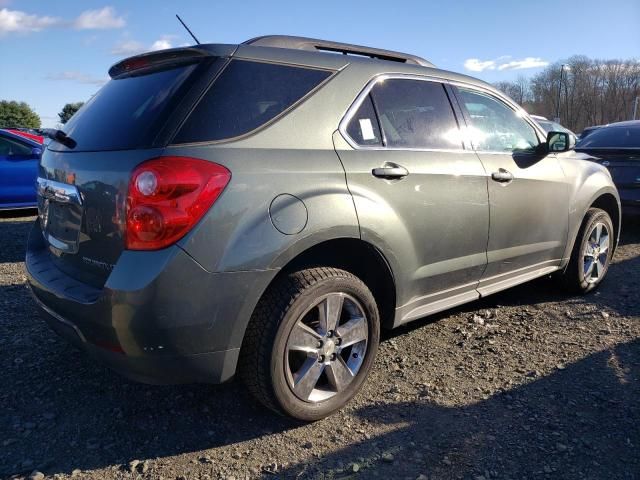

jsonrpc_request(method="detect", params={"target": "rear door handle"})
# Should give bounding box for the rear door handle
[491,168,514,183]
[372,164,409,179]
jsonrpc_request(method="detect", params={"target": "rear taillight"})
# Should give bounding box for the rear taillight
[126,156,230,250]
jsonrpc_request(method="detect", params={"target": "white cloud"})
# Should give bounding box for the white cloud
[497,57,549,70]
[110,39,146,55]
[150,38,172,51]
[111,36,174,56]
[0,7,60,35]
[464,58,496,72]
[46,71,108,86]
[465,56,549,72]
[0,6,124,36]
[74,6,124,30]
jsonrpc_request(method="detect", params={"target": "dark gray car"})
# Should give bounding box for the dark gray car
[26,36,621,420]
[575,120,640,215]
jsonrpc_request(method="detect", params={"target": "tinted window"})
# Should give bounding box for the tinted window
[0,136,32,156]
[369,79,461,149]
[458,88,540,152]
[576,124,640,149]
[60,63,199,152]
[346,95,383,146]
[174,60,332,143]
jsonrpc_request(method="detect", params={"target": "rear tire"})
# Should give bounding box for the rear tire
[558,208,614,293]
[239,267,380,421]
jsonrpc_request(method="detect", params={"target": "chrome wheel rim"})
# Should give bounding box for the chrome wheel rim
[583,222,610,284]
[285,293,368,403]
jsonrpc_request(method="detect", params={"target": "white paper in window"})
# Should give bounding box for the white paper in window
[359,118,375,141]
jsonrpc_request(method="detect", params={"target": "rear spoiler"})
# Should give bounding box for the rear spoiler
[108,44,237,78]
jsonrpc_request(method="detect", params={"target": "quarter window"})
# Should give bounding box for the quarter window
[457,88,540,152]
[346,95,383,146]
[174,60,332,143]
[369,79,462,149]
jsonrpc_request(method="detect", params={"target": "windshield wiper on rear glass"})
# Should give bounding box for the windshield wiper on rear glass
[39,129,77,149]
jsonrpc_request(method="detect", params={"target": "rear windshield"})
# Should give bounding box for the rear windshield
[173,60,332,144]
[576,124,640,149]
[56,63,200,152]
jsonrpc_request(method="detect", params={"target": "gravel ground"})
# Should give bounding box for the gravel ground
[1,212,639,480]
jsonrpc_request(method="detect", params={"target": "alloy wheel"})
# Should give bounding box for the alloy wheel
[583,222,610,284]
[285,293,369,403]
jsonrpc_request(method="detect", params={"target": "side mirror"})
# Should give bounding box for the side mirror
[32,147,43,157]
[547,131,574,152]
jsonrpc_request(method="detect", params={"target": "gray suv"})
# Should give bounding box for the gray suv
[26,36,620,420]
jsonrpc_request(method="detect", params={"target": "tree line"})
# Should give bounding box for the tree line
[494,55,639,133]
[0,101,84,129]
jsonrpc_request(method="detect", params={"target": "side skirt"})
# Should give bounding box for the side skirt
[393,262,560,327]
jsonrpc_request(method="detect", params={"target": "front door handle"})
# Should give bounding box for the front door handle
[372,164,409,179]
[491,168,514,183]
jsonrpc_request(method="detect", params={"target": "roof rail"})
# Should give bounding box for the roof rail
[243,35,434,68]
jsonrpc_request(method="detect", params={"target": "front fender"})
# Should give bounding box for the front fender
[559,153,621,264]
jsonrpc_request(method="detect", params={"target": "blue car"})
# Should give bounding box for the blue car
[0,129,42,210]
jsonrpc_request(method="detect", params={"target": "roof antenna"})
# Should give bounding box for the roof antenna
[176,14,201,45]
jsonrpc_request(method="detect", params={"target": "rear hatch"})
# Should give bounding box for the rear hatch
[37,47,232,287]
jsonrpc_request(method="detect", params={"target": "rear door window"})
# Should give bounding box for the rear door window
[173,60,332,144]
[369,79,462,149]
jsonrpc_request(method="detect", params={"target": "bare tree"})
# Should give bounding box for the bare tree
[493,56,640,132]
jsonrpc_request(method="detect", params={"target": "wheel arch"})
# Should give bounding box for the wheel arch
[269,237,397,330]
[562,185,622,267]
[590,192,621,251]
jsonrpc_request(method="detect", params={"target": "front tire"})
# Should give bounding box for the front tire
[559,208,614,293]
[239,267,380,421]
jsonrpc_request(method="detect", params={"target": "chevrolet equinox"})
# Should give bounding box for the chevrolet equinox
[27,36,621,420]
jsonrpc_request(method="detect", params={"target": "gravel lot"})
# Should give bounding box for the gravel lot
[2,212,639,480]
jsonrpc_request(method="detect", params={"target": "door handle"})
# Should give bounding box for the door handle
[372,164,409,179]
[491,168,514,183]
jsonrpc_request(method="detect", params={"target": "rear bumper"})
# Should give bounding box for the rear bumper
[26,221,278,384]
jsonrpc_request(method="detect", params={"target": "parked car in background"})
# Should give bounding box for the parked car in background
[576,120,640,215]
[26,36,620,420]
[531,115,577,144]
[6,128,45,144]
[579,125,602,140]
[0,129,42,210]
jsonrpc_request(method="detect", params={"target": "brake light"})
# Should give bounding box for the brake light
[126,156,230,250]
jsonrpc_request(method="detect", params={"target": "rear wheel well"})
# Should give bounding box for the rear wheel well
[276,239,397,329]
[590,193,620,249]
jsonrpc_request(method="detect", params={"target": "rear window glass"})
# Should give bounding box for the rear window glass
[58,63,199,152]
[576,125,640,149]
[173,60,332,144]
